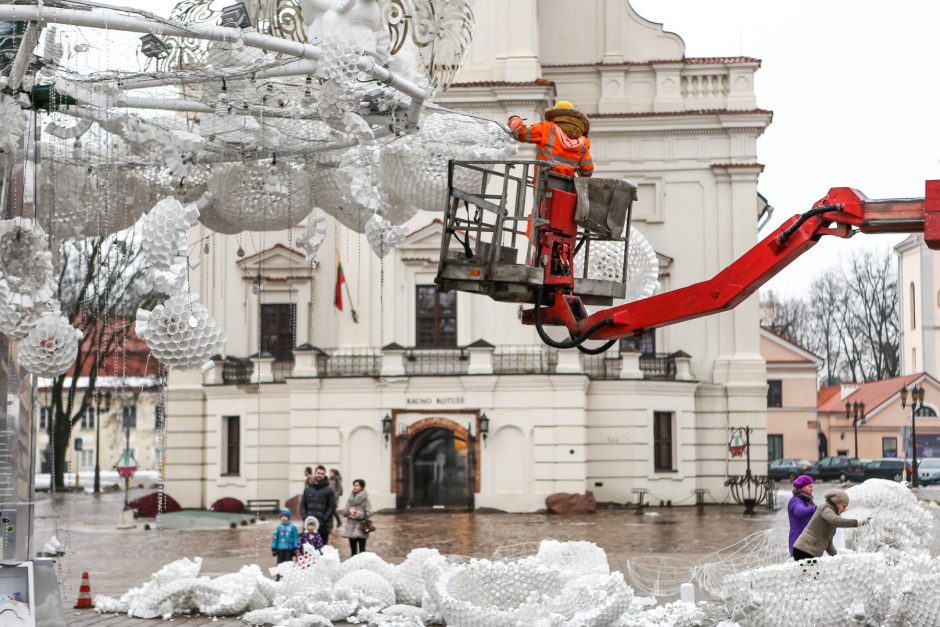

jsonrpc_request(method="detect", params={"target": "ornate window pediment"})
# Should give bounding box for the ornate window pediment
[237,244,310,283]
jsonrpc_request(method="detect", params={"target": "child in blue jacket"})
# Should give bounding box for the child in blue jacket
[271,508,299,566]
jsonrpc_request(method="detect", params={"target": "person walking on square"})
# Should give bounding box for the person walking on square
[271,508,299,566]
[787,475,816,556]
[301,465,337,544]
[295,516,324,558]
[330,469,344,529]
[792,489,866,560]
[342,478,374,556]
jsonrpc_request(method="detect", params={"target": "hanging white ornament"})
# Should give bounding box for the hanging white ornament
[365,212,408,259]
[199,162,315,234]
[16,312,83,378]
[140,197,200,268]
[0,278,59,340]
[299,213,328,267]
[0,218,55,296]
[379,112,516,216]
[0,94,28,151]
[136,293,225,371]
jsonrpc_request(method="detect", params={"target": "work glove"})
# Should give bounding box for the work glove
[271,549,277,557]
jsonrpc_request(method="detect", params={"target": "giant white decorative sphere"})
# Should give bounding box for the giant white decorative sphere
[140,197,200,268]
[200,162,315,234]
[574,228,659,302]
[135,294,225,371]
[16,312,82,378]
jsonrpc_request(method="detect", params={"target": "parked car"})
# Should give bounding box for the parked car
[917,458,940,485]
[813,456,866,482]
[863,458,908,482]
[767,458,816,481]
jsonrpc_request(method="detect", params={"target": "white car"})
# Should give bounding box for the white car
[917,458,940,485]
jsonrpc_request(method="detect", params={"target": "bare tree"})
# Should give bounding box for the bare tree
[760,249,899,385]
[760,290,812,349]
[45,231,158,490]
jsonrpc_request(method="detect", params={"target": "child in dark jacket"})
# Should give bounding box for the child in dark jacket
[295,516,324,558]
[271,508,299,565]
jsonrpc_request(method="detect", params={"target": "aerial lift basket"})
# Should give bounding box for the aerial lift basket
[435,160,637,305]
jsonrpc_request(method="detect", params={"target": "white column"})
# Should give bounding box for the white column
[250,353,275,384]
[555,350,583,374]
[466,340,495,375]
[620,352,643,379]
[501,0,540,82]
[381,343,406,377]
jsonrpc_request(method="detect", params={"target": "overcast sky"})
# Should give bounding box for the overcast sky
[632,0,940,298]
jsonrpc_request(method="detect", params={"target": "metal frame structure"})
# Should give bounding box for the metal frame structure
[436,159,633,306]
[0,2,429,129]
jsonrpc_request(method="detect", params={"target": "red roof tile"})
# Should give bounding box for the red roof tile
[817,386,841,407]
[817,374,924,414]
[448,79,555,89]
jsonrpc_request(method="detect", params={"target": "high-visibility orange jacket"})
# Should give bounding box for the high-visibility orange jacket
[508,117,594,178]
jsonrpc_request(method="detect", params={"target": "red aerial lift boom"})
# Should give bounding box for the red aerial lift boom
[434,161,939,352]
[523,180,940,349]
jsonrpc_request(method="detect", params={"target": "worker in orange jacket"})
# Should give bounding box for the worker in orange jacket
[509,101,594,241]
[508,100,594,179]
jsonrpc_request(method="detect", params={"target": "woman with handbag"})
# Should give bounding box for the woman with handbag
[341,478,374,556]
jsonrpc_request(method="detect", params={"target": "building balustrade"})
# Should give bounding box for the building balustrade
[212,345,692,383]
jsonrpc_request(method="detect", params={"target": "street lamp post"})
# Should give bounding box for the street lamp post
[844,400,866,459]
[900,384,927,487]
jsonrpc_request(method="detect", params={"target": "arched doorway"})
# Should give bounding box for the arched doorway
[394,417,478,511]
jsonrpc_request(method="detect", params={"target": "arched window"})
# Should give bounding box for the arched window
[911,282,917,330]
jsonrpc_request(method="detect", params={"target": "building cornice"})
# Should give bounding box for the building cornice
[542,56,761,70]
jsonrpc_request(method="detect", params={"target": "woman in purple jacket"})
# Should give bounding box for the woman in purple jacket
[788,475,816,555]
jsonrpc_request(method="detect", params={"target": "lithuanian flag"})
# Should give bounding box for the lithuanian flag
[335,254,346,311]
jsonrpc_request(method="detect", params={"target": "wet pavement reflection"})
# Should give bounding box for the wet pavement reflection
[36,488,789,599]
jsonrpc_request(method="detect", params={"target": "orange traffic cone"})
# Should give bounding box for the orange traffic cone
[74,571,94,609]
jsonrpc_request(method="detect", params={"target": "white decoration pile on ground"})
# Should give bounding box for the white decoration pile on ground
[845,478,935,553]
[93,482,938,626]
[718,480,940,626]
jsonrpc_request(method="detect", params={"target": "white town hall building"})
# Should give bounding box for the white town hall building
[164,0,773,512]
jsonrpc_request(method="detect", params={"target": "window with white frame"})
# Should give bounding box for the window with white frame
[80,406,96,430]
[79,449,95,471]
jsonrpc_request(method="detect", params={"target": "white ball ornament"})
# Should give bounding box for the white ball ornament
[16,312,82,378]
[136,293,225,371]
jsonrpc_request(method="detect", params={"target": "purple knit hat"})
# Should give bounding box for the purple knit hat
[793,475,814,489]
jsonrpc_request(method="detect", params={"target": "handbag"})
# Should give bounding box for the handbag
[362,519,376,534]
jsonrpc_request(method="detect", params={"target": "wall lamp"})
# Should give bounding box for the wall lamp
[479,413,490,443]
[382,413,392,445]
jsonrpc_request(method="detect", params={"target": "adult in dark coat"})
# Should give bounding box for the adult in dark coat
[300,465,336,544]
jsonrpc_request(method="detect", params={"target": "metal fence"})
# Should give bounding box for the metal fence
[581,354,623,380]
[639,353,678,380]
[404,348,469,375]
[493,346,557,374]
[218,347,681,381]
[222,357,252,384]
[323,348,381,377]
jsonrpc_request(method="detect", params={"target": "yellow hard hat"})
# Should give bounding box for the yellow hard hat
[554,100,574,110]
